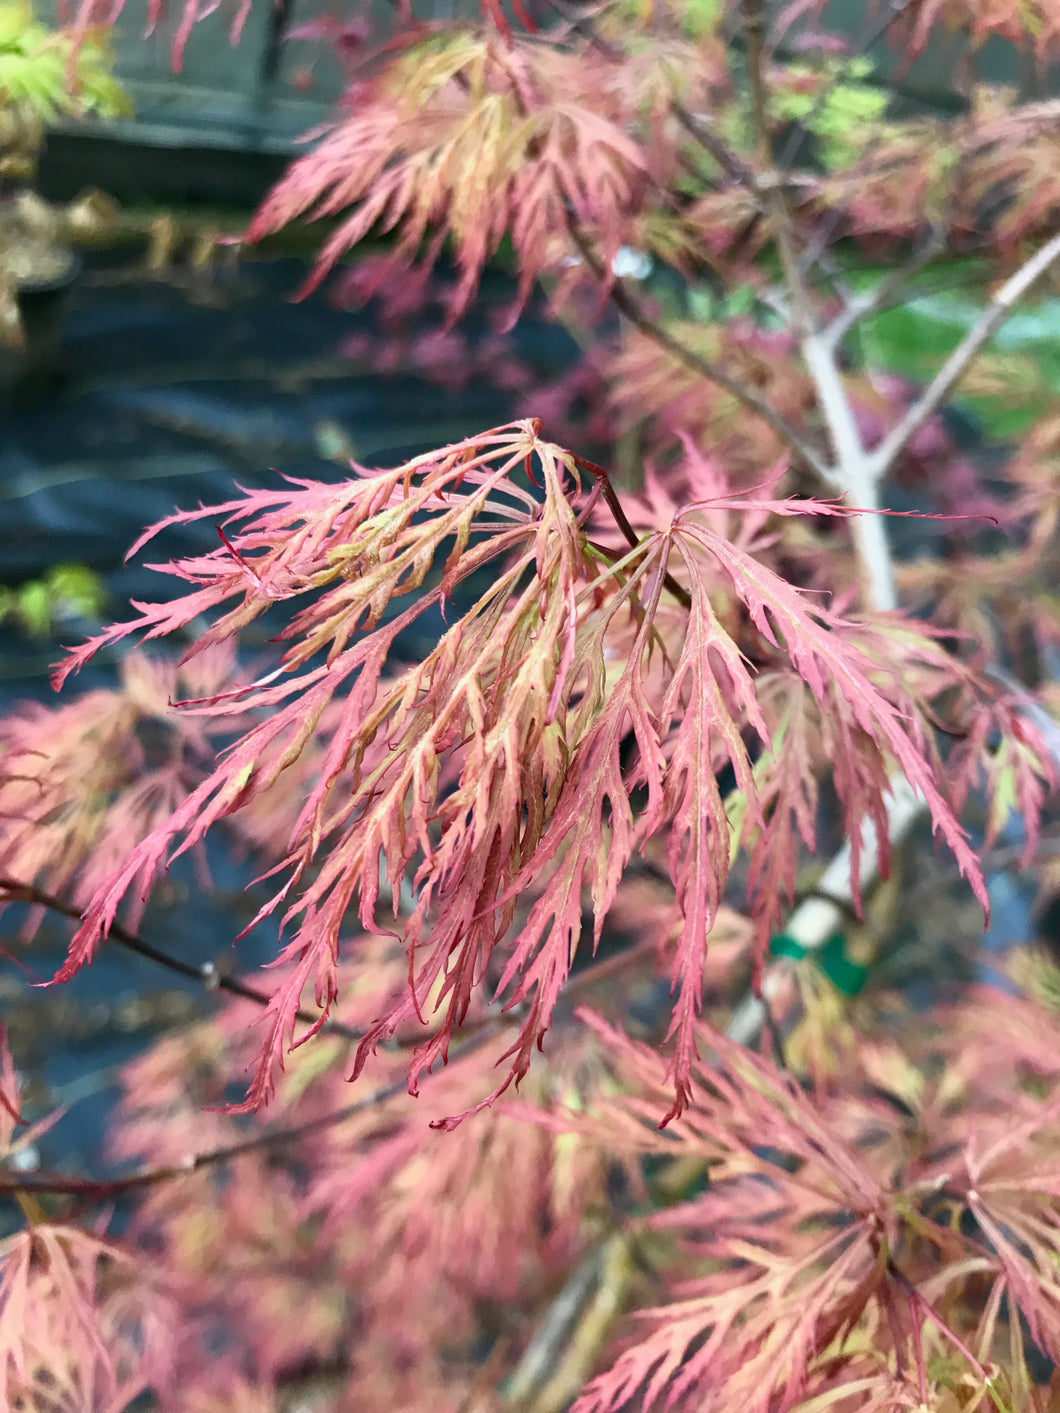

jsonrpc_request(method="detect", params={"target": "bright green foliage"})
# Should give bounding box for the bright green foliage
[772,58,890,170]
[0,563,105,637]
[0,1,129,125]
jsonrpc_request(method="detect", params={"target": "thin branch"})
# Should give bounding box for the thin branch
[0,915,667,1204]
[574,236,828,479]
[742,0,819,340]
[739,0,902,608]
[1,872,670,1060]
[505,1233,635,1412]
[734,0,910,601]
[605,273,827,478]
[670,99,754,185]
[571,452,693,610]
[784,33,981,332]
[769,0,921,309]
[742,0,772,180]
[546,0,839,485]
[824,230,948,349]
[867,231,1060,483]
[735,1,903,605]
[508,4,823,478]
[672,101,854,315]
[0,1027,501,1201]
[836,253,1001,328]
[0,875,367,1046]
[551,0,750,193]
[820,92,974,347]
[545,0,624,60]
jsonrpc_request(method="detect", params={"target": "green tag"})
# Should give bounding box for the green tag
[769,931,868,996]
[769,932,808,961]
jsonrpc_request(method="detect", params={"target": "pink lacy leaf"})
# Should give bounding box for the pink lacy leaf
[47,425,987,1121]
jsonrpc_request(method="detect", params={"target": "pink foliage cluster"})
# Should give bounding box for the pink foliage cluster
[29,423,1019,1125]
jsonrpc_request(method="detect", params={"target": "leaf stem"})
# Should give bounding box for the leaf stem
[571,453,692,610]
[887,1259,992,1384]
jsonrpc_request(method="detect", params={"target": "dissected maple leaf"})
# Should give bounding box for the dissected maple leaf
[0,1223,176,1413]
[68,0,536,72]
[244,33,653,323]
[775,0,1060,60]
[46,421,992,1124]
[811,100,1060,254]
[525,1001,1060,1413]
[527,1011,895,1413]
[67,0,256,73]
[0,645,253,937]
[897,0,1060,58]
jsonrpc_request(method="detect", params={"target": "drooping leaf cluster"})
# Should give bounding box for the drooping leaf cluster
[25,421,1017,1122]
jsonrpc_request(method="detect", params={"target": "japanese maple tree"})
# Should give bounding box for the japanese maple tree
[2,0,1060,1408]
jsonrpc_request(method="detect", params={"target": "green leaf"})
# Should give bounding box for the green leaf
[45,564,106,621]
[0,564,105,638]
[857,287,1060,439]
[15,581,52,636]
